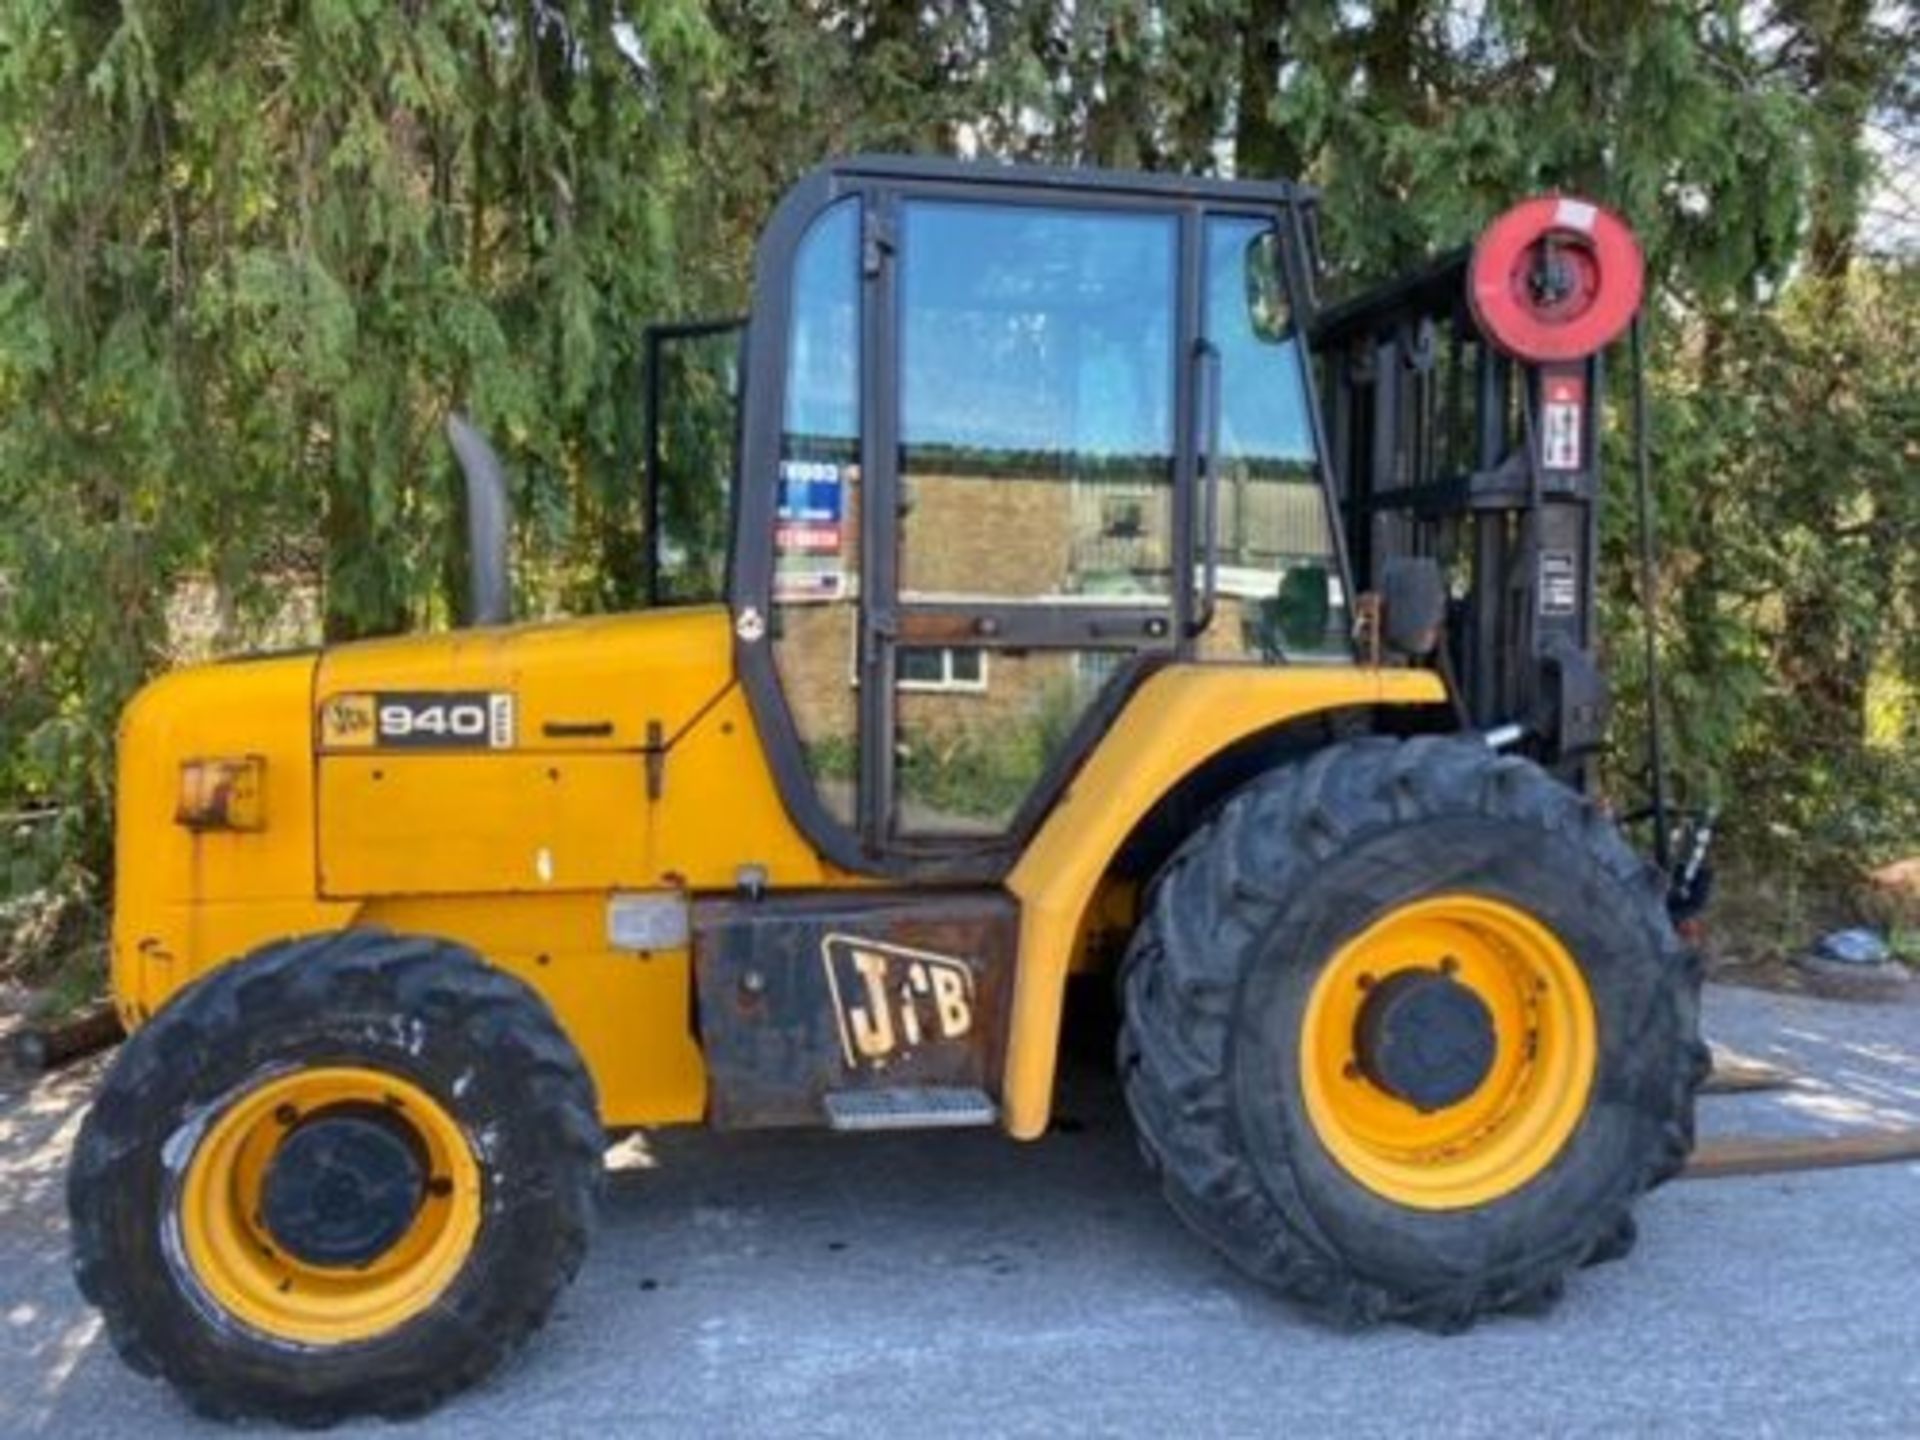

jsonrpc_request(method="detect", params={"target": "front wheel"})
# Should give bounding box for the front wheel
[1120,735,1705,1328]
[69,930,603,1424]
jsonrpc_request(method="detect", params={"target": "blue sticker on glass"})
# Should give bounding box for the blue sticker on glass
[777,460,844,523]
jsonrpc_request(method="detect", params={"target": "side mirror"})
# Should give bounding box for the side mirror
[445,413,512,627]
[1380,557,1446,658]
[1243,230,1293,342]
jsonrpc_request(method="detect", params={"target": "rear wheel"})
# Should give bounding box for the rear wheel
[69,930,602,1424]
[1119,735,1704,1328]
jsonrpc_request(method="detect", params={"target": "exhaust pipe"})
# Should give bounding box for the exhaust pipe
[444,412,511,627]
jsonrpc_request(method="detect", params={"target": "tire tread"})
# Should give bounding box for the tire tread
[69,928,602,1425]
[1119,736,1702,1328]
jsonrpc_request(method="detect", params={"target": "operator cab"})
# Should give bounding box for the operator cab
[643,160,1648,887]
[651,156,1352,878]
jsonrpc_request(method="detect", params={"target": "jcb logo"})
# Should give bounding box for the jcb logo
[821,935,974,1069]
[319,695,377,748]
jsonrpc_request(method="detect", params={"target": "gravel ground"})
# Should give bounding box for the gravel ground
[2,981,1915,1439]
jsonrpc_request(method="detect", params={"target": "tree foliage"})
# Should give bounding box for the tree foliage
[1,1,1914,965]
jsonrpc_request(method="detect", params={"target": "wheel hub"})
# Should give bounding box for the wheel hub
[261,1105,428,1268]
[1354,967,1497,1112]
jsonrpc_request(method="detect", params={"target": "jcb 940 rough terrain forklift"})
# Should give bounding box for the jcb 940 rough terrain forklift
[71,157,1706,1424]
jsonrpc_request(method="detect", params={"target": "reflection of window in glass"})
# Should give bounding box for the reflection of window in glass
[846,635,987,695]
[897,201,1178,604]
[899,646,987,693]
[773,199,862,823]
[894,651,1103,837]
[1202,215,1350,662]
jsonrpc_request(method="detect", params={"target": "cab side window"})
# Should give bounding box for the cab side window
[770,199,864,823]
[1201,216,1349,661]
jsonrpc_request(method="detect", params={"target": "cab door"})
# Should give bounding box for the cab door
[863,192,1195,849]
[736,168,1342,878]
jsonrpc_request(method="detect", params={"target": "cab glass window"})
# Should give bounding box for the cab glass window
[1200,214,1349,660]
[771,199,862,823]
[648,325,741,604]
[890,199,1178,836]
[897,201,1178,602]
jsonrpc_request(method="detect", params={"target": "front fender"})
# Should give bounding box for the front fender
[1001,664,1448,1138]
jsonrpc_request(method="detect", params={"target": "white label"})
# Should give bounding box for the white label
[1540,551,1579,616]
[1542,399,1581,469]
[1554,198,1598,234]
[607,893,691,952]
[488,693,515,748]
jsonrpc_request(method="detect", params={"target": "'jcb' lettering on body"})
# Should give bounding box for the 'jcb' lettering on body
[823,935,975,1070]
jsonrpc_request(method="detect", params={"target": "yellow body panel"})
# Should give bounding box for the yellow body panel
[319,754,655,896]
[646,681,845,889]
[311,608,839,897]
[112,608,827,1126]
[113,604,1442,1137]
[361,894,708,1126]
[112,655,354,1022]
[1002,663,1448,1138]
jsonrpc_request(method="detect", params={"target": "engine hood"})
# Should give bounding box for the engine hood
[313,606,735,755]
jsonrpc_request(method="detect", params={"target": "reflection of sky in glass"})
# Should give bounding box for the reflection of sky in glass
[1205,217,1315,464]
[780,200,1319,469]
[784,201,859,443]
[901,203,1175,458]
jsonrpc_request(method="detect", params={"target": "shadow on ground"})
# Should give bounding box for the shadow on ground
[0,1006,107,1434]
[1699,981,1920,1140]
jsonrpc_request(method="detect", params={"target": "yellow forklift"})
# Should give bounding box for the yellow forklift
[70,157,1706,1423]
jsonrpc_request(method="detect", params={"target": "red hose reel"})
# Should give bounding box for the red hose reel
[1468,196,1644,362]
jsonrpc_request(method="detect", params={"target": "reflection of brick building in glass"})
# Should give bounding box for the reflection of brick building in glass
[773,454,1345,834]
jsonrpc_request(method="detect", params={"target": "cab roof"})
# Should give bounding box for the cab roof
[822,152,1311,208]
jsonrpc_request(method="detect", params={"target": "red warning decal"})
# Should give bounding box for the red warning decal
[1540,373,1587,471]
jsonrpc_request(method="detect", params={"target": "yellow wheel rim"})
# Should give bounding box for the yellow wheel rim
[175,1066,482,1346]
[1299,894,1597,1210]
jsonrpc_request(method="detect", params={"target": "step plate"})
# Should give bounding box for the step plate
[823,1086,998,1132]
